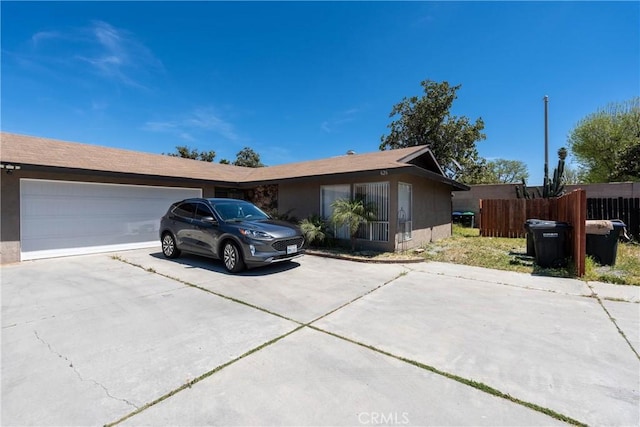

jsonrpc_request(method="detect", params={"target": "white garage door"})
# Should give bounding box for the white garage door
[20,179,202,260]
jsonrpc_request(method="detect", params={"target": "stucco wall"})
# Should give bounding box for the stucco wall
[2,167,461,262]
[1,171,21,264]
[278,181,320,221]
[395,174,454,250]
[0,169,217,264]
[278,173,456,252]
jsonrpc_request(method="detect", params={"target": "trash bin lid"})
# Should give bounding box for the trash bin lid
[525,219,563,228]
[452,211,463,215]
[528,221,571,229]
[462,211,474,216]
[611,219,627,228]
[524,219,545,230]
[585,220,613,235]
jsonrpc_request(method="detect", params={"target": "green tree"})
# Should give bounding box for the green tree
[484,159,530,183]
[219,159,231,164]
[379,79,486,183]
[611,142,640,182]
[567,97,640,183]
[233,147,264,168]
[330,198,376,251]
[563,165,583,185]
[166,146,216,162]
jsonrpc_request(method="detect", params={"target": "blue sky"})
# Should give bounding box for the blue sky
[2,1,638,185]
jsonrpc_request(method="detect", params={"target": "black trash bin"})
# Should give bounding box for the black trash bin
[461,211,475,228]
[452,211,463,225]
[586,220,626,266]
[529,221,572,268]
[524,219,547,256]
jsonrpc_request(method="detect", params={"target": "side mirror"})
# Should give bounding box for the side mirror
[201,216,218,224]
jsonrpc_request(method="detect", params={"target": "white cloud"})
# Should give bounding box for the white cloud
[31,31,62,47]
[187,108,239,141]
[321,107,362,133]
[142,108,239,142]
[78,21,163,88]
[26,20,163,89]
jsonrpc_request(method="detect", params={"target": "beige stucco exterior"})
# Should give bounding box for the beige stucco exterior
[2,169,457,263]
[278,172,456,252]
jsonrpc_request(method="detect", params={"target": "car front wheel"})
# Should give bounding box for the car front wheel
[223,241,245,273]
[162,233,181,259]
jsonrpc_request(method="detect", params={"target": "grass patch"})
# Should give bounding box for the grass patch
[423,225,533,274]
[422,225,640,285]
[583,244,640,286]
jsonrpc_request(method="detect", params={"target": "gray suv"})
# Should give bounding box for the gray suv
[160,198,304,273]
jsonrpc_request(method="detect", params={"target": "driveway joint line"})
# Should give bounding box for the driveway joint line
[105,325,305,426]
[33,330,139,411]
[586,282,640,361]
[416,269,600,299]
[307,270,409,325]
[307,325,587,427]
[112,256,303,325]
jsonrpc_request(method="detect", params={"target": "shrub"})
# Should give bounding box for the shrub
[300,215,328,247]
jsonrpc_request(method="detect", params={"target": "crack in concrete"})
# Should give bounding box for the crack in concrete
[585,284,640,361]
[33,330,139,410]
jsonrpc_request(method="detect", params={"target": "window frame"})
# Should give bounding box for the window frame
[398,182,413,241]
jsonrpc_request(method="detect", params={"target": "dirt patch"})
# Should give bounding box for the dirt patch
[305,248,424,264]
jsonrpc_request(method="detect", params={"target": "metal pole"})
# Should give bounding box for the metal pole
[544,95,549,186]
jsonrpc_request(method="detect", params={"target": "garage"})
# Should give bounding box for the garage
[20,179,201,260]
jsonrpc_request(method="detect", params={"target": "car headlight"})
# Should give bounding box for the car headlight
[239,228,274,240]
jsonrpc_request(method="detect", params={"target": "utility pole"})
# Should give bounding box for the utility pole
[544,95,549,187]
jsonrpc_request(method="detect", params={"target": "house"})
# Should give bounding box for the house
[0,132,469,264]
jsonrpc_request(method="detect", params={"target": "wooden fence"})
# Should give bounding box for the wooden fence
[479,190,586,276]
[587,197,640,240]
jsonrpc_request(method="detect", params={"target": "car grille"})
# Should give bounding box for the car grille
[272,237,304,252]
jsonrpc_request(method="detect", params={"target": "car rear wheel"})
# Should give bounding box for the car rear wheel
[162,233,181,259]
[223,241,245,273]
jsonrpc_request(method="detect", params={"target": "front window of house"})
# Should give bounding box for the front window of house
[354,182,390,242]
[320,184,350,239]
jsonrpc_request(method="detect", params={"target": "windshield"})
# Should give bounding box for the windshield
[212,201,270,222]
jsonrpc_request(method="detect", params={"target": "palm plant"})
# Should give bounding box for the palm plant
[330,198,377,251]
[300,215,327,247]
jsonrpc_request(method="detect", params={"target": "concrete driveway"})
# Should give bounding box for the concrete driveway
[2,248,638,426]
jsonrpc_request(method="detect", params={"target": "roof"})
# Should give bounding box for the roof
[248,146,435,181]
[0,132,468,190]
[0,132,252,183]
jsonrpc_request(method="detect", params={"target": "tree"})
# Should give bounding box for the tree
[611,142,640,182]
[379,79,486,183]
[219,159,231,164]
[563,166,583,185]
[483,159,529,183]
[233,147,264,168]
[567,97,640,183]
[166,146,215,162]
[330,198,377,251]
